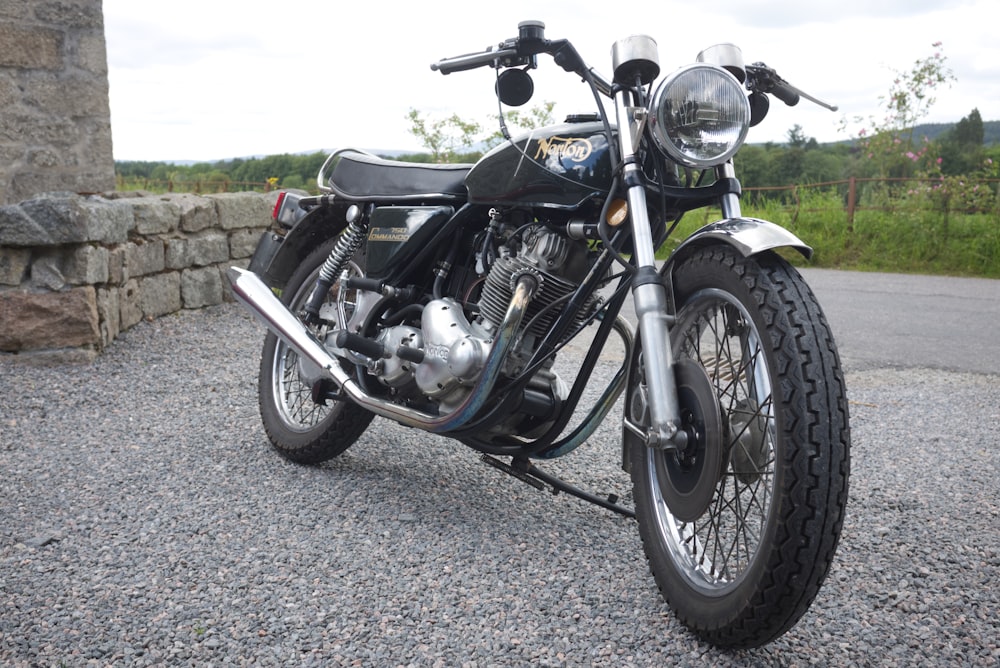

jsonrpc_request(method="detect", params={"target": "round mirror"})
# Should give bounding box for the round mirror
[496,69,534,107]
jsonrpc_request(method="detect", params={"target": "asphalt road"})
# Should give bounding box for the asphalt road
[799,268,1000,375]
[611,266,1000,376]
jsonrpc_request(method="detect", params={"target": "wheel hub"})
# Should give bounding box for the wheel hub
[657,358,724,522]
[729,399,768,484]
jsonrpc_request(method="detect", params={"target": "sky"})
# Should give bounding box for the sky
[102,0,1000,163]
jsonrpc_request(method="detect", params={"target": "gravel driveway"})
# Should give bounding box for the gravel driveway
[2,294,998,666]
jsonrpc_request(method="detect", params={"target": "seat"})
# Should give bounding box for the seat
[327,149,472,202]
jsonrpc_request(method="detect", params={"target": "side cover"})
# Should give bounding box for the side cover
[365,205,454,278]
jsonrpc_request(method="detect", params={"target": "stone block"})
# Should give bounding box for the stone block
[164,194,217,233]
[165,231,228,269]
[139,272,181,319]
[74,32,108,76]
[18,195,133,245]
[209,192,271,231]
[229,228,263,259]
[34,1,104,29]
[65,244,109,285]
[129,197,180,235]
[125,240,165,277]
[0,204,51,246]
[181,266,223,309]
[23,73,109,118]
[96,286,120,347]
[0,247,30,285]
[0,347,97,365]
[0,286,100,351]
[30,251,65,290]
[107,245,126,284]
[119,279,141,329]
[0,25,62,70]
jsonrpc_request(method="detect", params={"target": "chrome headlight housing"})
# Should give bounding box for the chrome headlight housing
[649,63,750,169]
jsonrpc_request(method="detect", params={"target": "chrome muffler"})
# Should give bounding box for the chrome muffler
[226,266,537,433]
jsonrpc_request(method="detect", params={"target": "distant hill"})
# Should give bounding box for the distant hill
[817,120,1000,146]
[915,120,1000,144]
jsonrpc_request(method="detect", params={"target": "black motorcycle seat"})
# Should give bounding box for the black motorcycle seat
[327,149,472,202]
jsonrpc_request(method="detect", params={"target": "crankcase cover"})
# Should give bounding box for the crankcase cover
[415,298,489,406]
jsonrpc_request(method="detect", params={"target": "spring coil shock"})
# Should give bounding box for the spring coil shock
[302,210,368,321]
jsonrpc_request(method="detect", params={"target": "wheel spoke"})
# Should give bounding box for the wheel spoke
[650,290,777,589]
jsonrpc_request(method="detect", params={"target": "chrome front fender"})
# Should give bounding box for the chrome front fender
[620,217,812,473]
[668,217,813,265]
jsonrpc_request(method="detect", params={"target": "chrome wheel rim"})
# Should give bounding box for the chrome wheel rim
[270,262,361,432]
[648,288,776,592]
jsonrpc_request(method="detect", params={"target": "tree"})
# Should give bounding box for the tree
[406,102,556,162]
[483,101,556,149]
[939,108,985,175]
[845,42,956,178]
[951,108,984,146]
[406,109,483,163]
[786,124,809,148]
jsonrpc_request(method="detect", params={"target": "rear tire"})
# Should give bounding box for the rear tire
[258,238,374,464]
[628,246,850,648]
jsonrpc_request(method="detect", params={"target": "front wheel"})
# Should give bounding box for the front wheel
[258,238,374,464]
[627,246,850,648]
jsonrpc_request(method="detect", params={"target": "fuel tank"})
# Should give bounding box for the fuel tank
[465,119,615,210]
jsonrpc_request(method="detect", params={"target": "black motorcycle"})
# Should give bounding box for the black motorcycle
[228,21,850,648]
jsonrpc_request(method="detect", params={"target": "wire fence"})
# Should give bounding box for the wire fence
[742,177,1000,230]
[115,177,274,194]
[116,175,1000,223]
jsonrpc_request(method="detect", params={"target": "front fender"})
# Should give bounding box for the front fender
[621,217,811,473]
[666,217,812,270]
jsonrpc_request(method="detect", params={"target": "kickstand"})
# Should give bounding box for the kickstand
[480,454,636,519]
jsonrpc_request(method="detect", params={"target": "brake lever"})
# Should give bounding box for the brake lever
[746,63,838,112]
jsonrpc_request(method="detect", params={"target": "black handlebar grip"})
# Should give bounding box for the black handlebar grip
[431,48,517,75]
[772,83,800,106]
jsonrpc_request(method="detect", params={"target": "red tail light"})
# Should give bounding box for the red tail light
[271,191,287,221]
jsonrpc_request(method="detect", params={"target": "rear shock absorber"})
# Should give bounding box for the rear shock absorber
[302,205,368,322]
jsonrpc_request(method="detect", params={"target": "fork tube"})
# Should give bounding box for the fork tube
[616,93,682,449]
[718,161,743,218]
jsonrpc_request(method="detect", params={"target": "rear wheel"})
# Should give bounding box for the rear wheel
[258,238,374,464]
[628,246,850,648]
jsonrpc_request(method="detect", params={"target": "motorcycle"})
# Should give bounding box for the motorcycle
[227,21,850,649]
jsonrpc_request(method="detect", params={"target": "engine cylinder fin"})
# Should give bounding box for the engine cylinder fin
[478,256,594,339]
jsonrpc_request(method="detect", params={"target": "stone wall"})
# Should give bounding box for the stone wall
[0,0,114,205]
[0,190,277,363]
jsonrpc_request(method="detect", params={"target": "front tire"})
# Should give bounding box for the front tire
[628,246,850,648]
[258,238,374,464]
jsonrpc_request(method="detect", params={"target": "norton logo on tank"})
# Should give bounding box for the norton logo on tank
[533,136,593,164]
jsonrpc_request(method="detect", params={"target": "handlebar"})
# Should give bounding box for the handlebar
[431,47,520,75]
[431,26,837,115]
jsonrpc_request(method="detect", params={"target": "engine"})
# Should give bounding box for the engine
[364,223,598,431]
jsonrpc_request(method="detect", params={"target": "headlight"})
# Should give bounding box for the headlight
[649,63,750,169]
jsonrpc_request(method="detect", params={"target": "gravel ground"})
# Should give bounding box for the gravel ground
[1,303,998,666]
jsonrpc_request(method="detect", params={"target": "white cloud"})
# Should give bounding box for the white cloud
[103,0,999,161]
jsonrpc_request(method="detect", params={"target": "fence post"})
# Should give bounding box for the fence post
[846,177,856,234]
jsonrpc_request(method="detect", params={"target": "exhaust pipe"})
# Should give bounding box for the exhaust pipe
[226,267,537,433]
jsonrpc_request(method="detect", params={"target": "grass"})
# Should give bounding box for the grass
[656,188,1000,279]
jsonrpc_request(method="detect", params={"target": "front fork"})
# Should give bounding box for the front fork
[617,96,742,450]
